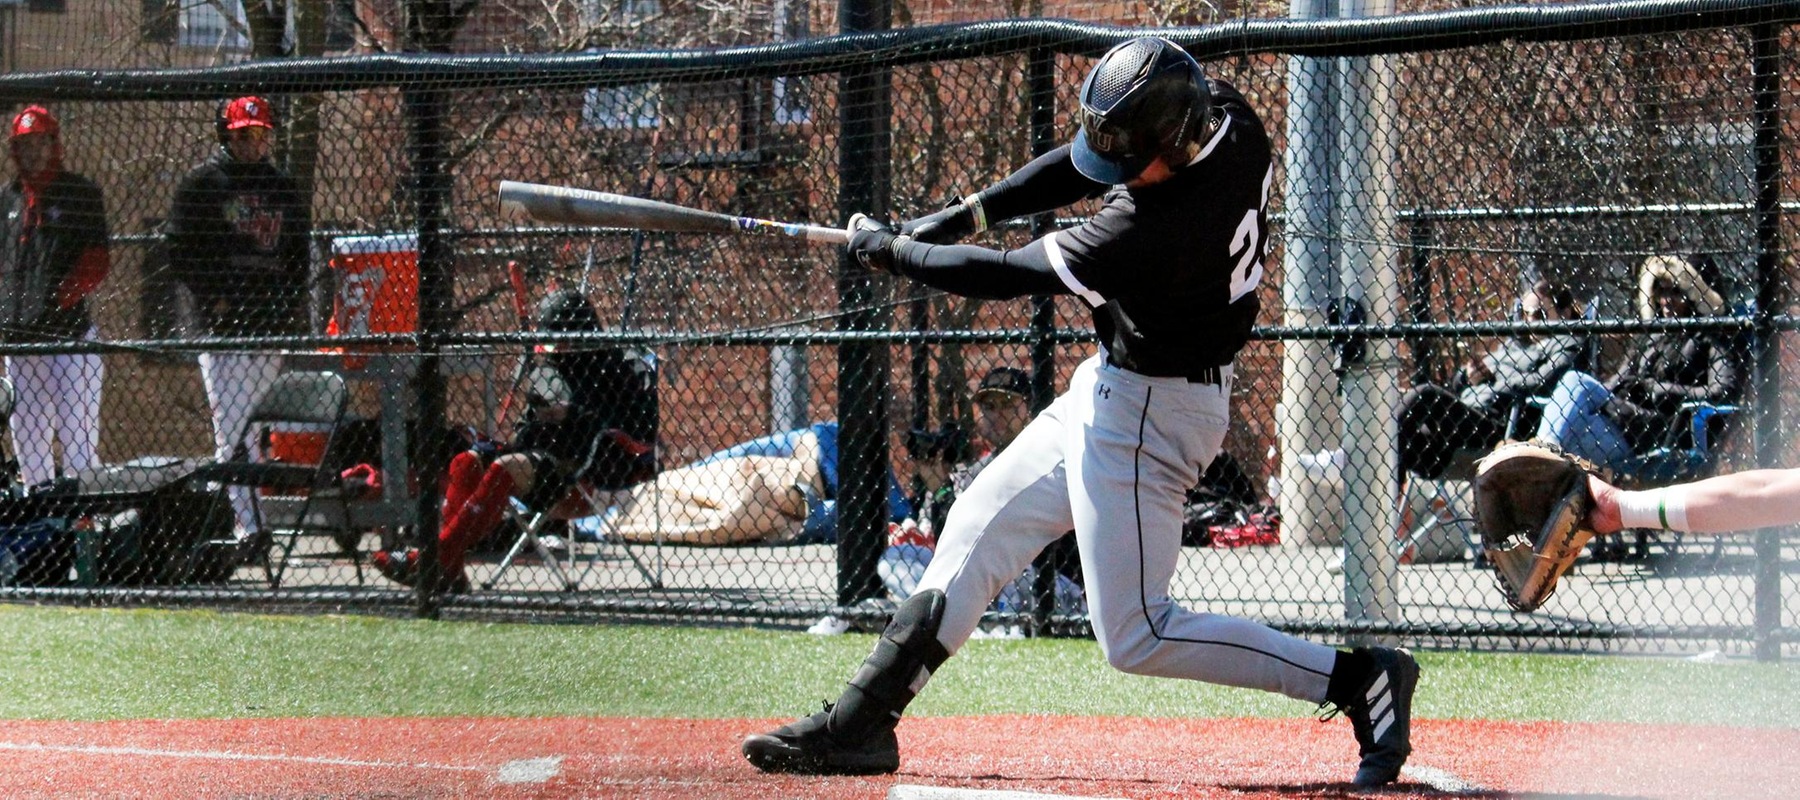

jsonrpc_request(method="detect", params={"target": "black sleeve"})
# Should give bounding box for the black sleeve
[975,145,1108,225]
[1493,336,1580,399]
[280,175,312,285]
[73,179,109,250]
[890,236,1067,300]
[1604,338,1647,390]
[166,170,220,293]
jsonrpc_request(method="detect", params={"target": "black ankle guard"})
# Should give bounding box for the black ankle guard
[830,590,950,739]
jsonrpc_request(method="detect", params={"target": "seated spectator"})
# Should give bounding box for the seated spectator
[1535,254,1741,473]
[880,367,1085,637]
[371,289,658,591]
[909,366,1033,537]
[1396,279,1582,480]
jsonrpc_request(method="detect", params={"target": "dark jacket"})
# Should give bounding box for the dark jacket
[0,171,109,343]
[1459,333,1584,416]
[1604,332,1742,451]
[167,150,311,336]
[514,346,660,490]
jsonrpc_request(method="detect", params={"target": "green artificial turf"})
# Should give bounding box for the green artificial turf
[2,604,1797,726]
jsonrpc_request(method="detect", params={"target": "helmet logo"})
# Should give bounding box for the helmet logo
[1084,109,1118,153]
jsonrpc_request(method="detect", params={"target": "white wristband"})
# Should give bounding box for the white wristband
[1616,487,1690,531]
[963,193,988,233]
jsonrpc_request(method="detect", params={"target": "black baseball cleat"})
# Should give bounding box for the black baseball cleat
[741,703,899,775]
[1337,646,1419,787]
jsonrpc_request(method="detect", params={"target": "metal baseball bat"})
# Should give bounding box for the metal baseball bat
[499,180,848,245]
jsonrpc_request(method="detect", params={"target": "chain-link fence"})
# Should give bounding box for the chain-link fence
[0,0,1793,656]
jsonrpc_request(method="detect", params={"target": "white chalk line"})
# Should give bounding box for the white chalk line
[0,741,562,784]
[890,785,1128,800]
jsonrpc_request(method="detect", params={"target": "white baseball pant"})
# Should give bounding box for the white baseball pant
[5,327,104,488]
[915,353,1336,703]
[200,351,284,533]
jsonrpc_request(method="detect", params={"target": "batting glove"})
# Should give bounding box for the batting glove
[846,213,911,275]
[901,193,986,245]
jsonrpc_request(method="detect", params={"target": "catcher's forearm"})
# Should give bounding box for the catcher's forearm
[1613,468,1800,534]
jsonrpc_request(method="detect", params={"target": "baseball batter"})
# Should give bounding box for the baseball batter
[742,38,1419,787]
[169,96,312,536]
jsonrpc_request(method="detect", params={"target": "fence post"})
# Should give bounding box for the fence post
[1279,0,1345,553]
[834,0,893,610]
[404,84,451,620]
[1335,0,1403,634]
[1749,22,1784,663]
[1406,215,1434,387]
[1025,47,1062,637]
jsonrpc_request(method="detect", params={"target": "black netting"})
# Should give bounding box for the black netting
[0,0,1792,655]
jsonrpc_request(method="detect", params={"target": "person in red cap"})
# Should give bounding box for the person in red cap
[167,96,312,544]
[0,104,111,489]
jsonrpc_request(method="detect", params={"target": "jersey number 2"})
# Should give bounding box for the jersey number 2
[1227,165,1273,303]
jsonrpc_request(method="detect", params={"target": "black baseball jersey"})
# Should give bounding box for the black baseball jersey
[1046,80,1271,378]
[0,171,109,343]
[168,150,312,337]
[890,80,1272,380]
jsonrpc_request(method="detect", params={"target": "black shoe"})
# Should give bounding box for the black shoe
[230,529,273,567]
[1323,646,1419,787]
[371,548,471,594]
[741,703,899,775]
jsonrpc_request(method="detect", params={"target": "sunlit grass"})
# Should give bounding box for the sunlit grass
[1,605,1795,726]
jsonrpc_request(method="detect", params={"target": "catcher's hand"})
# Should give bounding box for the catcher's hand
[1472,440,1603,612]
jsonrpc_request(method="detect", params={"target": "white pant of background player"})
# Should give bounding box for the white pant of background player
[917,353,1336,701]
[5,327,104,488]
[200,351,284,534]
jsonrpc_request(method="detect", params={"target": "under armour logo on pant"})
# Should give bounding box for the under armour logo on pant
[1096,384,1111,399]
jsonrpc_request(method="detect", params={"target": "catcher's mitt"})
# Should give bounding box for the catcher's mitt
[1471,440,1602,612]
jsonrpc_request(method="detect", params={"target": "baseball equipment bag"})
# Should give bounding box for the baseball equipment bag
[0,517,75,587]
[1471,440,1601,612]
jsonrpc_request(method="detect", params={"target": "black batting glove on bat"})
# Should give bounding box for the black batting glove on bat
[901,194,985,245]
[846,213,911,275]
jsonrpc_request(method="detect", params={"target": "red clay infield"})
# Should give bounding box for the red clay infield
[0,715,1792,799]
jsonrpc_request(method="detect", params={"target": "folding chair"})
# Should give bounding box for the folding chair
[186,371,357,587]
[482,483,661,591]
[1603,400,1741,562]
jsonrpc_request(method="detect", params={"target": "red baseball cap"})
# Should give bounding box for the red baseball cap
[11,105,59,140]
[222,96,275,131]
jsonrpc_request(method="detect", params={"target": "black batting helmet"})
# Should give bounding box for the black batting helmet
[1071,38,1211,184]
[536,288,604,334]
